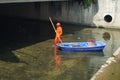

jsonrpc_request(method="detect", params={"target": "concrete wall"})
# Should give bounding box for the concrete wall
[0,3,38,19]
[0,0,61,3]
[1,0,120,28]
[39,1,98,26]
[93,0,120,28]
[0,1,98,27]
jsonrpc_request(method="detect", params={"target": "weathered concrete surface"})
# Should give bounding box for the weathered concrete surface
[0,1,98,27]
[113,47,120,61]
[0,0,61,3]
[1,0,120,28]
[39,2,98,26]
[93,0,120,28]
[90,47,120,80]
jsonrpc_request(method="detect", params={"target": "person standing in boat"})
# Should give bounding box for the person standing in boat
[88,39,96,46]
[54,22,63,45]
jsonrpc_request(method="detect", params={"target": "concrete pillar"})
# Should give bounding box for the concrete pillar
[93,0,120,28]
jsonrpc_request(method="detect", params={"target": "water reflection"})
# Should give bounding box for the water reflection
[57,51,104,58]
[1,22,120,80]
[54,46,61,68]
[55,50,104,80]
[90,28,120,57]
[71,28,120,57]
[53,27,120,80]
[103,32,111,41]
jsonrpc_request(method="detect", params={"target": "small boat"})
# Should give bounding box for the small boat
[56,41,106,52]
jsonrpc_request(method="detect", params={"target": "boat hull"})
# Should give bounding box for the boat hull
[57,41,106,52]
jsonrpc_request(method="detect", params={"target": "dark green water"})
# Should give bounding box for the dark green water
[0,17,120,80]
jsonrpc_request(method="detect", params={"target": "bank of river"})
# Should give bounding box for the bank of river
[91,47,120,80]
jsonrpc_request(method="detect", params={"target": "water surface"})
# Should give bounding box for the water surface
[0,18,120,80]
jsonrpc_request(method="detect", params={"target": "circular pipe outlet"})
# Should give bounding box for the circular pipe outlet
[104,15,112,23]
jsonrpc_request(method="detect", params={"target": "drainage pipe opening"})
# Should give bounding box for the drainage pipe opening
[104,15,112,23]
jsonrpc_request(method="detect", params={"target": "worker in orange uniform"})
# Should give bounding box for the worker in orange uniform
[54,22,63,45]
[88,39,96,46]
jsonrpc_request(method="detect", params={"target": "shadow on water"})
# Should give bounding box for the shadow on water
[57,50,104,58]
[0,48,20,62]
[0,16,55,62]
[0,16,83,62]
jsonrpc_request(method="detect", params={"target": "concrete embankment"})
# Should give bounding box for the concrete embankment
[91,47,120,80]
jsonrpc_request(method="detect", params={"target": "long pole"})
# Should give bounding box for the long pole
[49,17,63,44]
[49,17,56,33]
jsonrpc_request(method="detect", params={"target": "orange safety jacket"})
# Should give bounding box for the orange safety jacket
[54,26,63,45]
[56,26,62,37]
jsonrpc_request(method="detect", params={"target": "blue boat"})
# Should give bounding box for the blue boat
[56,41,106,52]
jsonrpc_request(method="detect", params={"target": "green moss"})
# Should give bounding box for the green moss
[83,0,93,8]
[71,0,96,8]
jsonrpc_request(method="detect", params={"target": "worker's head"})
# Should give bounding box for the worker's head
[56,22,61,26]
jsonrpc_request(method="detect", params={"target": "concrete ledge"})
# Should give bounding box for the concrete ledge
[90,47,120,80]
[0,0,62,3]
